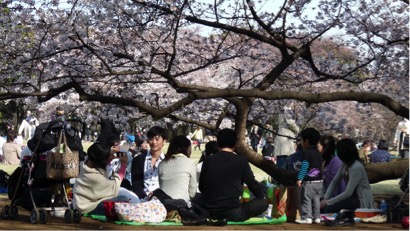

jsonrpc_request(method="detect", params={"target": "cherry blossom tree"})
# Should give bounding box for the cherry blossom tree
[0,0,408,182]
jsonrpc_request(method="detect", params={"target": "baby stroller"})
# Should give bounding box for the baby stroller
[2,118,85,224]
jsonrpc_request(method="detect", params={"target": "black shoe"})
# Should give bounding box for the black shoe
[325,209,354,227]
[182,219,207,226]
[325,219,354,226]
[206,218,227,226]
[330,219,354,226]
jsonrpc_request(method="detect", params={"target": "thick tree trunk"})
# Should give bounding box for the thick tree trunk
[364,158,409,184]
[257,157,298,186]
[250,153,409,185]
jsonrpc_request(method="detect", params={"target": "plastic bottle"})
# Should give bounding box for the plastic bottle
[380,200,388,215]
[262,177,268,187]
[265,204,273,219]
[267,185,274,204]
[242,185,250,202]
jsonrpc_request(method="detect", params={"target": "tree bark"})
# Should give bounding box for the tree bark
[364,158,409,184]
[250,152,409,185]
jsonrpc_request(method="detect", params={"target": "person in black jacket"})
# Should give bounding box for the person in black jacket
[250,125,262,152]
[198,128,267,221]
[261,136,275,157]
[131,126,167,199]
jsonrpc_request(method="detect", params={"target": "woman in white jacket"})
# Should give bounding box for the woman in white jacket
[73,142,139,215]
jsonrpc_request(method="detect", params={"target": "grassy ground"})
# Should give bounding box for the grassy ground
[0,141,404,194]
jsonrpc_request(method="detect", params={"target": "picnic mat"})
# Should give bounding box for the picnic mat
[89,214,287,226]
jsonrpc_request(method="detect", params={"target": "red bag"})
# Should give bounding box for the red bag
[104,201,121,222]
[271,186,287,219]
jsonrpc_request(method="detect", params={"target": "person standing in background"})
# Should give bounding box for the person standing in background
[192,126,204,151]
[261,136,275,158]
[394,118,410,158]
[51,106,65,121]
[250,125,262,152]
[261,123,273,147]
[18,110,39,140]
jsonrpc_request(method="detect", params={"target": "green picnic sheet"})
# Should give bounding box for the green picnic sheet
[89,214,287,226]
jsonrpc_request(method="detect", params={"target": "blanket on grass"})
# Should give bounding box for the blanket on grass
[89,214,287,226]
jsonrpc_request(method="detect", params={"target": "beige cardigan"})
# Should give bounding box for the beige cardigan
[73,160,121,214]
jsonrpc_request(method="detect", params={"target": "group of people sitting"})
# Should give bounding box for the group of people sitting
[73,126,268,222]
[358,140,392,163]
[71,125,377,225]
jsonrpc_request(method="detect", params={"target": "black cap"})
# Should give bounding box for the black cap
[56,106,64,111]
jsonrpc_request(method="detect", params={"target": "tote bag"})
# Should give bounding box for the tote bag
[115,199,167,223]
[46,130,79,180]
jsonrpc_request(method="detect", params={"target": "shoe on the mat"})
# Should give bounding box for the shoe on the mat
[206,218,227,226]
[295,218,312,224]
[314,218,321,224]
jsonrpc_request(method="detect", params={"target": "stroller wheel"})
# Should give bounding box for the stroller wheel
[2,205,10,219]
[30,209,39,224]
[9,205,18,220]
[72,209,81,223]
[64,209,73,223]
[39,209,47,224]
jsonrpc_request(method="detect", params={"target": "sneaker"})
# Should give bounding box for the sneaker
[314,218,321,224]
[295,218,312,224]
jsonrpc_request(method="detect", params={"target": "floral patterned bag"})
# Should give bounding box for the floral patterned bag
[114,199,167,223]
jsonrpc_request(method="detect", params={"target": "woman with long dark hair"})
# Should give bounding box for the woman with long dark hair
[320,138,374,213]
[158,135,197,202]
[318,135,346,198]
